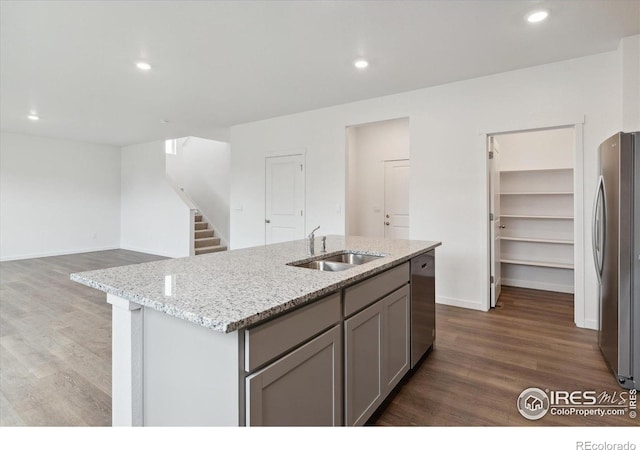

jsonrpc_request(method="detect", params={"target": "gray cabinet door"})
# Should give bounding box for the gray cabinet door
[344,300,384,426]
[245,325,342,426]
[382,284,410,394]
[345,284,410,426]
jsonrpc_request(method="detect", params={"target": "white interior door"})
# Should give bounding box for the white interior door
[384,160,410,239]
[489,137,502,307]
[265,154,305,244]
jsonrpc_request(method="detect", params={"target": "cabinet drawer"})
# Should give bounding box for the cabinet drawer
[343,262,410,317]
[245,292,341,372]
[245,325,342,426]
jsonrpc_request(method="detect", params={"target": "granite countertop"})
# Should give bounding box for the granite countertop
[71,235,441,333]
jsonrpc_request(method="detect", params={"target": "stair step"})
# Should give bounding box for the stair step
[194,229,214,239]
[194,237,221,248]
[194,222,208,230]
[194,214,203,222]
[195,245,227,255]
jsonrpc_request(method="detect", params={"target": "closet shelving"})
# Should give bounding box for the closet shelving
[499,167,574,293]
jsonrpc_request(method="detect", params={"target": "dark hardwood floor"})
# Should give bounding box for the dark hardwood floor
[376,287,637,426]
[0,250,166,426]
[1,252,635,426]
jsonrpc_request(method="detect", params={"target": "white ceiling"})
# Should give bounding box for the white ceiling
[1,1,638,147]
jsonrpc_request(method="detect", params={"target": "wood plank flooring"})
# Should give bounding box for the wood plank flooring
[376,287,637,426]
[0,250,166,426]
[1,252,635,426]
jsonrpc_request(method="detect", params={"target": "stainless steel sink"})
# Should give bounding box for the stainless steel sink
[289,251,385,272]
[293,260,354,272]
[320,253,383,265]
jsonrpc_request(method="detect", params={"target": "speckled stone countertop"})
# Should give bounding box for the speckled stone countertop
[71,235,441,333]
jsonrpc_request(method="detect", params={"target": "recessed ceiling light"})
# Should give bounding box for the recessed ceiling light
[28,114,39,121]
[160,119,170,124]
[354,59,369,69]
[526,9,549,23]
[136,61,152,71]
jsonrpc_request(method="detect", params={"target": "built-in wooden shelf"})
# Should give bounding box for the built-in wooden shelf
[500,191,573,195]
[501,214,574,220]
[499,165,575,292]
[501,259,574,270]
[500,236,574,245]
[500,168,573,174]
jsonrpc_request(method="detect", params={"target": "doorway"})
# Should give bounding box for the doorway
[265,154,305,244]
[488,126,578,309]
[346,118,410,238]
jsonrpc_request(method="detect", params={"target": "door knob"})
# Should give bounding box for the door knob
[385,222,390,226]
[265,219,271,224]
[500,225,506,229]
[386,214,390,218]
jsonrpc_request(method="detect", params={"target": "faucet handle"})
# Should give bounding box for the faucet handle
[321,236,327,253]
[308,225,320,238]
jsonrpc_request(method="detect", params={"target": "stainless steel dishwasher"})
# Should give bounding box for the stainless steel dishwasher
[410,251,435,368]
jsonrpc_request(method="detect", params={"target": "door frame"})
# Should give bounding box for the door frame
[488,137,501,307]
[264,150,306,244]
[344,117,411,237]
[481,118,585,327]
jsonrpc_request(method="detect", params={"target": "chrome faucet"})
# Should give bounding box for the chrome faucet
[307,226,320,255]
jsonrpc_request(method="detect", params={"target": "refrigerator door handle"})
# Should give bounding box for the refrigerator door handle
[592,175,606,280]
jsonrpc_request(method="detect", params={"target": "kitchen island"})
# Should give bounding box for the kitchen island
[71,235,441,426]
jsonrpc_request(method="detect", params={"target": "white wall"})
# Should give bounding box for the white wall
[347,118,410,237]
[619,35,640,132]
[0,132,121,260]
[120,141,190,258]
[166,137,230,246]
[496,128,574,171]
[230,50,623,330]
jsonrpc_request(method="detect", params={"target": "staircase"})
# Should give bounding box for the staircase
[194,212,227,255]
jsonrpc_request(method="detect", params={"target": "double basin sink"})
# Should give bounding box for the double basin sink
[289,251,385,272]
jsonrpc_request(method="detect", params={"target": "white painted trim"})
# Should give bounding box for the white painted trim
[502,278,575,294]
[107,294,143,426]
[573,123,586,327]
[189,209,196,257]
[263,148,307,158]
[119,245,178,258]
[481,119,586,329]
[584,318,598,331]
[478,115,585,136]
[437,296,487,312]
[480,133,491,312]
[0,246,120,262]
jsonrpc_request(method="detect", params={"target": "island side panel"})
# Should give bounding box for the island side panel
[143,307,241,426]
[107,294,143,426]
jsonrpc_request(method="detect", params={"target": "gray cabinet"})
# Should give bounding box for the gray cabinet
[245,325,342,426]
[243,261,414,427]
[382,285,410,393]
[345,284,411,426]
[344,299,384,426]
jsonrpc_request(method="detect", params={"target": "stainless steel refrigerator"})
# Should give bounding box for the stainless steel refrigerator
[592,131,639,389]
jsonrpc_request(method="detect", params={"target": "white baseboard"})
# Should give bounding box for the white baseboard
[437,296,487,312]
[583,318,598,330]
[119,245,183,259]
[502,278,574,294]
[0,246,120,262]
